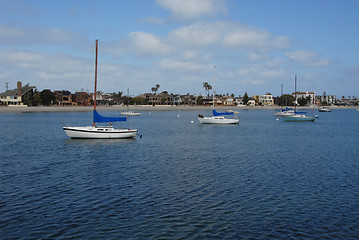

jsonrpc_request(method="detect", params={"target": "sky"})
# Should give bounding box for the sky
[0,0,358,97]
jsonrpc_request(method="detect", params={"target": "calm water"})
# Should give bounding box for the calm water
[0,109,358,239]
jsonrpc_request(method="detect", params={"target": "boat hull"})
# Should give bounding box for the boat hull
[121,111,141,116]
[63,126,137,139]
[198,116,239,124]
[282,115,316,122]
[318,108,332,112]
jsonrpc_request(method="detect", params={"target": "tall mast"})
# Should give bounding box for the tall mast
[213,65,216,109]
[294,75,297,112]
[281,83,283,108]
[93,40,98,126]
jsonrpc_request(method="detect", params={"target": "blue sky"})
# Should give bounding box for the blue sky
[0,0,358,97]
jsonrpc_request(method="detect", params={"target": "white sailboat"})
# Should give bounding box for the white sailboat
[283,75,316,122]
[63,40,138,139]
[198,66,239,124]
[274,84,295,116]
[121,88,141,116]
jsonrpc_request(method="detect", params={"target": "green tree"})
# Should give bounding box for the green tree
[131,96,147,105]
[40,89,55,106]
[243,92,249,105]
[196,95,203,105]
[31,89,41,106]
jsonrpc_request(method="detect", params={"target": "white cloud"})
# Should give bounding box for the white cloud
[168,21,220,47]
[286,50,332,67]
[0,25,83,46]
[167,21,291,52]
[157,58,208,73]
[128,32,174,57]
[156,0,227,21]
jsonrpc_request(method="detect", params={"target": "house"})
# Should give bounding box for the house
[258,94,274,106]
[247,100,255,106]
[315,92,336,105]
[181,94,196,106]
[142,92,171,105]
[172,95,183,105]
[222,97,236,106]
[293,91,316,106]
[74,92,91,105]
[0,81,35,106]
[54,90,74,105]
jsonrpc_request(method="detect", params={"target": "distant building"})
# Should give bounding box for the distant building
[293,91,316,106]
[315,92,336,105]
[54,90,74,105]
[74,92,91,105]
[258,94,274,106]
[0,81,35,106]
[142,92,171,105]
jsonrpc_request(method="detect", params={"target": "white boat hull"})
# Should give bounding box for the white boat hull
[282,115,316,122]
[198,116,239,124]
[63,126,137,139]
[121,111,141,116]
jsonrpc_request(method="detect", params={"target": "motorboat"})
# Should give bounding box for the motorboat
[318,107,332,112]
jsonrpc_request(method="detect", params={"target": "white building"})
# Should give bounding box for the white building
[258,94,274,106]
[293,92,316,106]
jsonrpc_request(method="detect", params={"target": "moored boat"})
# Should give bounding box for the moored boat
[63,40,138,139]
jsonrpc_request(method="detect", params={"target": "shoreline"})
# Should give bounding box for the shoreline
[0,105,357,113]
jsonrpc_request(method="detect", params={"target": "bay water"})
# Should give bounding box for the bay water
[0,109,358,239]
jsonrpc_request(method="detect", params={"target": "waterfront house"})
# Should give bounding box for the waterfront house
[74,92,91,105]
[142,92,172,105]
[315,92,336,105]
[293,91,316,106]
[54,90,74,105]
[258,94,274,106]
[0,81,35,106]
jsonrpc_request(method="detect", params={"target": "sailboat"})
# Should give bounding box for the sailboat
[63,40,138,139]
[121,88,141,116]
[274,84,295,116]
[282,75,316,122]
[198,66,239,124]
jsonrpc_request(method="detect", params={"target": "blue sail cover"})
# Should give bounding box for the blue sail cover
[93,110,127,123]
[213,109,234,116]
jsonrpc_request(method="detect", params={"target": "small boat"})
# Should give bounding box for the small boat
[121,88,141,116]
[63,40,138,139]
[198,110,239,124]
[121,111,141,116]
[318,107,332,112]
[274,107,295,116]
[198,66,239,124]
[282,75,316,122]
[282,113,316,122]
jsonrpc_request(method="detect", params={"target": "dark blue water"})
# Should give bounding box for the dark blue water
[1,109,358,239]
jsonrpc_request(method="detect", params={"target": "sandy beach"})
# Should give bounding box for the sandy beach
[0,105,356,113]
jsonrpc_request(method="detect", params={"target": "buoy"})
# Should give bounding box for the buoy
[190,120,194,124]
[177,115,180,118]
[276,118,279,121]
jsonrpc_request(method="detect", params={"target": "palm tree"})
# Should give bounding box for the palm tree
[203,82,212,98]
[151,84,160,95]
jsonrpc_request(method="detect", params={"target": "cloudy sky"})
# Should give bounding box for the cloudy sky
[1,0,358,97]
